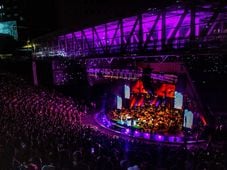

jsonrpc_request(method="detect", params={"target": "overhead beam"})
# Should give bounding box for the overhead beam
[122,16,139,50]
[143,14,161,49]
[167,10,187,45]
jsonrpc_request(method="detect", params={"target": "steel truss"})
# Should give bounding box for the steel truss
[34,3,227,59]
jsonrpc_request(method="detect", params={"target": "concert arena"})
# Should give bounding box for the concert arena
[0,1,226,169]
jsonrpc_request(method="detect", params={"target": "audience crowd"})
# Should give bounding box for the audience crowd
[0,73,226,170]
[0,74,85,124]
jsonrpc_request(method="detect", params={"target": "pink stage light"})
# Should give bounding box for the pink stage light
[154,135,164,142]
[144,133,150,139]
[125,128,130,134]
[134,130,140,137]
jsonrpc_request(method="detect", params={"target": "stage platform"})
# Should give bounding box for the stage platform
[81,111,207,146]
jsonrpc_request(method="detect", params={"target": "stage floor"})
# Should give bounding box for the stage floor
[81,112,207,146]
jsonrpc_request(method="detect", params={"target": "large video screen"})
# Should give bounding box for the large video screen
[124,84,130,99]
[117,96,122,109]
[183,109,194,129]
[174,91,183,109]
[156,83,175,98]
[0,21,18,40]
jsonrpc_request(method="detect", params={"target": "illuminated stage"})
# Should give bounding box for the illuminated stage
[109,105,183,135]
[95,112,206,144]
[94,78,207,144]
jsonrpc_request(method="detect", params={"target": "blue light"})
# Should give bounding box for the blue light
[168,136,176,143]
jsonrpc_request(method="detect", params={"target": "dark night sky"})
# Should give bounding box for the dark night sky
[24,0,177,38]
[24,0,223,38]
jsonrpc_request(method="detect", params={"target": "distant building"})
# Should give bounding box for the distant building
[0,0,26,40]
